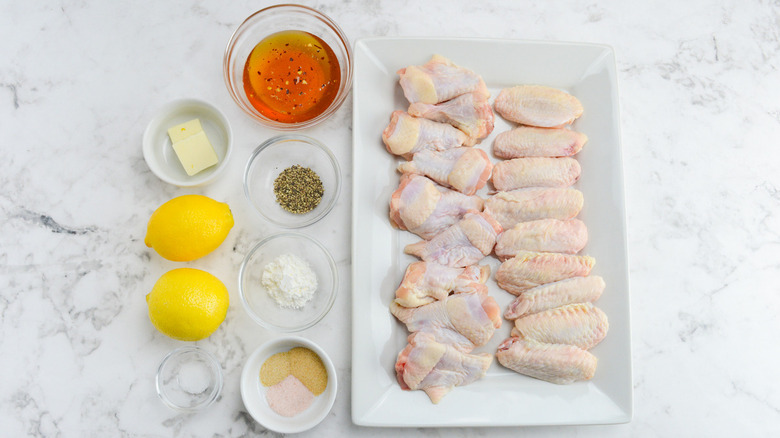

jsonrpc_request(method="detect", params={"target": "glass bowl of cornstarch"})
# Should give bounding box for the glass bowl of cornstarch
[239,232,338,331]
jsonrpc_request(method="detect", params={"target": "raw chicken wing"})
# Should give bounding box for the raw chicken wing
[405,211,502,267]
[394,261,490,308]
[389,174,483,240]
[496,337,597,384]
[493,127,588,158]
[511,303,608,350]
[408,92,495,146]
[391,292,501,352]
[494,85,583,128]
[504,276,605,320]
[484,188,584,230]
[491,157,581,191]
[395,332,493,403]
[382,111,468,159]
[496,250,595,294]
[495,218,588,260]
[398,147,492,196]
[398,54,489,104]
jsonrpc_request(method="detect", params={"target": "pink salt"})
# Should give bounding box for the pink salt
[266,374,314,417]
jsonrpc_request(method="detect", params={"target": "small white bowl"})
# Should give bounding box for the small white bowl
[143,99,233,187]
[238,232,338,332]
[240,337,337,434]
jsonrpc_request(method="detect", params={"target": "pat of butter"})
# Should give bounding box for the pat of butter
[171,131,219,176]
[167,118,203,143]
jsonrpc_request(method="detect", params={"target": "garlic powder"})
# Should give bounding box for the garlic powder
[261,254,318,309]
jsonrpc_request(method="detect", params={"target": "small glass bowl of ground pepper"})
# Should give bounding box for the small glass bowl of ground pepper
[244,134,341,228]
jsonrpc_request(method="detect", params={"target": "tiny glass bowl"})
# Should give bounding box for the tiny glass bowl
[239,232,338,332]
[155,346,223,412]
[240,337,337,434]
[223,4,353,129]
[142,99,233,187]
[243,134,341,228]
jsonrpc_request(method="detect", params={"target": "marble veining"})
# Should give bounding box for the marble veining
[1,0,780,436]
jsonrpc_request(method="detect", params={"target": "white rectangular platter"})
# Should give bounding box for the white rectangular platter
[351,37,632,427]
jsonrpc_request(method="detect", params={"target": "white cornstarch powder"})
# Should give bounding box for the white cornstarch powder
[261,253,318,309]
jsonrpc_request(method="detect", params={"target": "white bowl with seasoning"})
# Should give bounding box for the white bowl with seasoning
[143,98,233,187]
[240,337,337,434]
[243,134,341,228]
[239,232,338,332]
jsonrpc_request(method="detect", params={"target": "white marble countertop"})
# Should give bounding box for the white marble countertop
[2,0,779,436]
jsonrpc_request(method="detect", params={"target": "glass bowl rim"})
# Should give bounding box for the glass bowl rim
[242,133,341,228]
[238,232,339,332]
[155,345,224,412]
[222,3,354,130]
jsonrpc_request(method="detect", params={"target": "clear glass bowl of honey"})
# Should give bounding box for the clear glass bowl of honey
[224,5,353,130]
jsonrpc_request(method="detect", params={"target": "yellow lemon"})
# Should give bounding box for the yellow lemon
[144,195,233,262]
[146,268,229,341]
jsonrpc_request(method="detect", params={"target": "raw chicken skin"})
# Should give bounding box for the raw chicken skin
[398,54,489,104]
[493,127,588,158]
[491,157,581,191]
[395,332,493,403]
[494,85,583,128]
[408,92,495,146]
[382,111,468,159]
[389,174,483,240]
[496,250,595,294]
[394,261,490,308]
[511,303,608,350]
[484,188,584,230]
[496,337,597,384]
[405,211,502,267]
[495,218,588,260]
[398,147,493,196]
[391,292,502,352]
[504,276,605,320]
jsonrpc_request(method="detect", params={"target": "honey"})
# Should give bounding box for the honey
[243,30,341,123]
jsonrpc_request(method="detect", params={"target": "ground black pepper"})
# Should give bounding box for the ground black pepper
[273,165,324,214]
